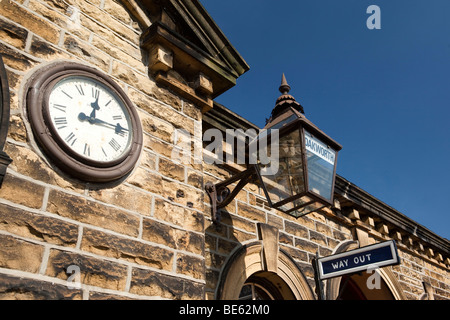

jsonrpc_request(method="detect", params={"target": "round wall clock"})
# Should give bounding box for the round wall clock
[25,62,143,182]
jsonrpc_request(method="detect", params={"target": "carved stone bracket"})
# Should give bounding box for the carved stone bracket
[140,1,249,113]
[257,223,279,273]
[142,22,216,112]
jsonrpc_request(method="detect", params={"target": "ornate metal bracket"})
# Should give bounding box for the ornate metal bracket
[205,166,257,224]
[0,54,12,187]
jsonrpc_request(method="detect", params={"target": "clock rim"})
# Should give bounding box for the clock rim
[25,61,143,183]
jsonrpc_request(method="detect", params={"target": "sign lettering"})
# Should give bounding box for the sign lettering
[304,131,336,165]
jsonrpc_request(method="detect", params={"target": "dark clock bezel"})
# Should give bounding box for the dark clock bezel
[25,61,143,183]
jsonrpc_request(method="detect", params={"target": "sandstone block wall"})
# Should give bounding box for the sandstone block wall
[0,0,205,300]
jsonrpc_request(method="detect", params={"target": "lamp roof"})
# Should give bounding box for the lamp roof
[268,74,304,124]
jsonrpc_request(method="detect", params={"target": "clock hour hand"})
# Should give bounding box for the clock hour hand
[90,95,100,118]
[78,112,95,124]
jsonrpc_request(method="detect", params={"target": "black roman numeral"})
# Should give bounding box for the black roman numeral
[92,87,99,99]
[116,130,127,138]
[84,143,90,157]
[53,104,67,113]
[75,84,85,96]
[109,138,121,152]
[61,90,73,99]
[54,117,68,129]
[65,132,77,146]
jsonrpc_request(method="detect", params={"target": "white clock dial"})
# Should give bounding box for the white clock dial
[47,76,133,163]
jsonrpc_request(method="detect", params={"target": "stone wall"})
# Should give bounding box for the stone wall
[0,0,205,299]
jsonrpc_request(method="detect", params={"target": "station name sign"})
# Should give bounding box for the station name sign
[317,240,400,280]
[304,131,336,165]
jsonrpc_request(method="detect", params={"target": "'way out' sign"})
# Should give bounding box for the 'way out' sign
[317,240,400,280]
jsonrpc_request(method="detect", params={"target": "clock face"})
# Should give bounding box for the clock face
[47,76,133,164]
[25,62,143,182]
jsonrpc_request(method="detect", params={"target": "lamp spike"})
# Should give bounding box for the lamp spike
[279,73,291,94]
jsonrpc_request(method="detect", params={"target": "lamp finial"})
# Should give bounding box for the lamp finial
[279,73,291,94]
[269,74,304,122]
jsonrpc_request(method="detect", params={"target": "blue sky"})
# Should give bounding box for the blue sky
[202,0,450,240]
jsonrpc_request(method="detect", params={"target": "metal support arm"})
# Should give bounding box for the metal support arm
[205,166,257,224]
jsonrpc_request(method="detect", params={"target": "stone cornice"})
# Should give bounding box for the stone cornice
[335,175,449,265]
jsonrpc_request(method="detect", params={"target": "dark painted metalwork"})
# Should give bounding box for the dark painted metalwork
[0,54,13,187]
[206,75,342,222]
[206,166,257,223]
[268,73,304,122]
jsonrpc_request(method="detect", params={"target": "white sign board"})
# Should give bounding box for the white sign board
[317,240,401,280]
[304,131,336,165]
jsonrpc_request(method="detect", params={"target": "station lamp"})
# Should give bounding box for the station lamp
[206,75,342,223]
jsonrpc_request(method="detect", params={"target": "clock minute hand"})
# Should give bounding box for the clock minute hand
[78,113,128,134]
[93,118,129,132]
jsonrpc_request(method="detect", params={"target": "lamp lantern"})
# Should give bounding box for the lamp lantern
[206,74,342,223]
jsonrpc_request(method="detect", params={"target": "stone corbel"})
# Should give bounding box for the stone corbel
[421,281,435,300]
[141,20,240,114]
[355,228,371,247]
[434,252,443,264]
[257,223,279,272]
[426,247,434,259]
[405,236,414,248]
[154,71,213,113]
[0,55,12,187]
[345,208,360,220]
[194,72,213,96]
[391,231,402,242]
[148,44,173,74]
[147,42,213,110]
[146,40,214,112]
[377,223,389,235]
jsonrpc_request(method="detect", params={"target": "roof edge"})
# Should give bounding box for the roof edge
[335,174,449,254]
[171,0,250,77]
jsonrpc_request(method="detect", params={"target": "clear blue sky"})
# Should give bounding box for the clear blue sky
[202,0,450,240]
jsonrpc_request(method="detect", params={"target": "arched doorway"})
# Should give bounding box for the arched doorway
[239,271,296,300]
[216,241,315,300]
[336,272,395,300]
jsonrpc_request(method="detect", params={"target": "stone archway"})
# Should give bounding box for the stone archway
[216,223,315,300]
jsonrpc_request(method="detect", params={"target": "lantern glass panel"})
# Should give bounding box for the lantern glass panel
[290,199,327,217]
[304,130,336,201]
[258,129,305,206]
[279,195,312,213]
